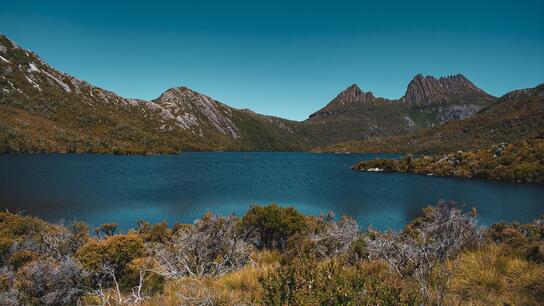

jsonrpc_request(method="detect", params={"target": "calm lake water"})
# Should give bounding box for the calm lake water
[0,153,542,231]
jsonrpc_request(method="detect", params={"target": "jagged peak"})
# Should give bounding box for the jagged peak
[157,86,210,102]
[164,85,195,94]
[344,83,362,92]
[409,73,470,83]
[308,83,378,119]
[401,73,492,106]
[333,83,375,103]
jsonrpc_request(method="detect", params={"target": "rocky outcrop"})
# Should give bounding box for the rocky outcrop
[153,87,240,139]
[396,74,497,124]
[436,104,485,124]
[400,74,494,107]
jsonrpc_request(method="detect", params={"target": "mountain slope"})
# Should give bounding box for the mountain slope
[400,74,497,124]
[301,86,416,146]
[318,83,544,154]
[0,34,304,153]
[301,74,496,147]
[0,34,536,154]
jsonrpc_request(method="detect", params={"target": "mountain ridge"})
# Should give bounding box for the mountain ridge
[1,33,540,153]
[317,82,544,154]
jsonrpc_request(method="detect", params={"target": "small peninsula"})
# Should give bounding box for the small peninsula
[353,139,544,184]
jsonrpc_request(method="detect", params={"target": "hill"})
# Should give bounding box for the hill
[0,34,305,153]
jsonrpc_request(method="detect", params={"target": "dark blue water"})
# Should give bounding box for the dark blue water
[0,153,542,231]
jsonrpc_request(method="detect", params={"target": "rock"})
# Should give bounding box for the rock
[153,87,241,139]
[400,74,495,108]
[436,104,484,123]
[309,84,377,118]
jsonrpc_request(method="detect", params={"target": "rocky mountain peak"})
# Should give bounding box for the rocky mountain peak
[333,83,376,106]
[153,86,240,139]
[309,84,377,118]
[400,73,493,107]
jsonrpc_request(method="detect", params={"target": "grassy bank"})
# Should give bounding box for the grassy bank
[353,139,544,184]
[0,203,543,305]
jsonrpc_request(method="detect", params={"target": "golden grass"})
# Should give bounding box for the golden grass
[141,250,281,306]
[446,244,544,305]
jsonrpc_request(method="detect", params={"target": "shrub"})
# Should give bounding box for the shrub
[242,204,307,250]
[151,213,253,277]
[76,234,145,273]
[365,202,480,302]
[16,257,88,305]
[9,250,37,271]
[94,223,118,237]
[136,221,171,243]
[287,212,359,259]
[260,256,421,305]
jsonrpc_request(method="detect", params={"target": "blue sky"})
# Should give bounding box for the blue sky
[1,0,543,120]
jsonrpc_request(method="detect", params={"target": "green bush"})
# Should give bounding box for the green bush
[242,204,307,250]
[76,233,145,272]
[260,256,421,305]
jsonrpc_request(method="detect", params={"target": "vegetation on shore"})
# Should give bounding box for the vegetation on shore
[353,139,544,184]
[0,202,543,305]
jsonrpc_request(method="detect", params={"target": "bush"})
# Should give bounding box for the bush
[151,213,253,277]
[260,256,421,305]
[242,204,307,250]
[77,234,145,273]
[365,202,480,302]
[16,257,88,305]
[287,212,359,259]
[136,221,171,243]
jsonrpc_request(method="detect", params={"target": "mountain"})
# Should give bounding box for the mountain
[318,83,544,154]
[401,74,493,106]
[309,84,379,118]
[0,34,304,153]
[400,74,497,123]
[301,74,496,146]
[300,84,415,146]
[0,33,537,154]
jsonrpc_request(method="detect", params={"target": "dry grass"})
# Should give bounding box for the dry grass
[141,250,280,306]
[446,244,544,305]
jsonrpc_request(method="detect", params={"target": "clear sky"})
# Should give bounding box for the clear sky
[1,0,543,120]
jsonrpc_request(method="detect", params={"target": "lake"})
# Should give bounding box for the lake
[0,152,542,231]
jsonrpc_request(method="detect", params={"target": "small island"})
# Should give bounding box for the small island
[353,139,544,184]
